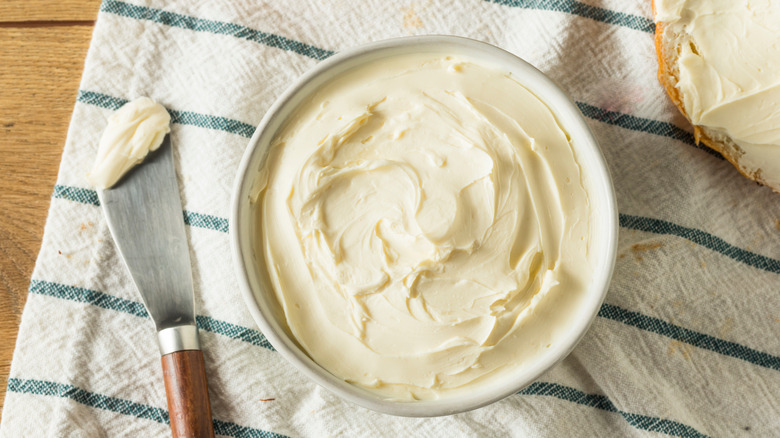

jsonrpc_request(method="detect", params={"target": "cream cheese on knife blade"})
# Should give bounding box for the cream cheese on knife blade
[255,54,594,400]
[88,97,171,189]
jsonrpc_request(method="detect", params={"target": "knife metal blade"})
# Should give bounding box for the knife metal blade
[98,134,195,335]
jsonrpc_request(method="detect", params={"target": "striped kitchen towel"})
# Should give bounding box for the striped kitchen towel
[2,0,779,436]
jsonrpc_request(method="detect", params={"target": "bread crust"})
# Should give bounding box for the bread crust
[652,0,775,192]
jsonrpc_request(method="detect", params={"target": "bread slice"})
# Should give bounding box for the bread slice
[652,1,777,192]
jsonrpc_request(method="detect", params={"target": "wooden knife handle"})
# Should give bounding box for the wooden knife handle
[161,350,215,438]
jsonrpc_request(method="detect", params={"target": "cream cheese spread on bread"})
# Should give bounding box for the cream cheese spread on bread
[656,0,780,187]
[255,54,594,400]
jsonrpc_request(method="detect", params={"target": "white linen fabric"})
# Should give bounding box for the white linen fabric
[2,1,779,436]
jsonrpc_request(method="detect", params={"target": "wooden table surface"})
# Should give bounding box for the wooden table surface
[0,0,102,419]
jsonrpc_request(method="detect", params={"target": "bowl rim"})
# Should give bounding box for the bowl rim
[230,35,618,417]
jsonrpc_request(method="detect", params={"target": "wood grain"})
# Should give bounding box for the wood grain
[161,351,215,438]
[1,0,101,22]
[0,0,99,419]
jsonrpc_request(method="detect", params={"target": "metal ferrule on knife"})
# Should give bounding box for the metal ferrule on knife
[157,325,201,356]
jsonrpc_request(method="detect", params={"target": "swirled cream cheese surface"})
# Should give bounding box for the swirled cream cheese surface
[656,0,780,186]
[256,54,594,400]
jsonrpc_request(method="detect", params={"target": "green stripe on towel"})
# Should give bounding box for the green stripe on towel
[52,184,228,233]
[575,102,723,160]
[28,280,274,351]
[620,213,780,275]
[77,90,256,138]
[6,378,287,438]
[8,378,168,424]
[519,382,708,437]
[100,0,334,60]
[489,0,654,33]
[53,184,101,207]
[183,211,229,233]
[195,315,274,351]
[600,304,780,372]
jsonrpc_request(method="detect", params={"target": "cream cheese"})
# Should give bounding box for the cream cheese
[256,54,594,400]
[656,0,780,186]
[88,97,171,189]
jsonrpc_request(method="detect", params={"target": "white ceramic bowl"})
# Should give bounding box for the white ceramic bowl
[231,36,618,417]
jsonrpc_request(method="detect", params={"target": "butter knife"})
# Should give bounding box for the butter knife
[98,134,215,437]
